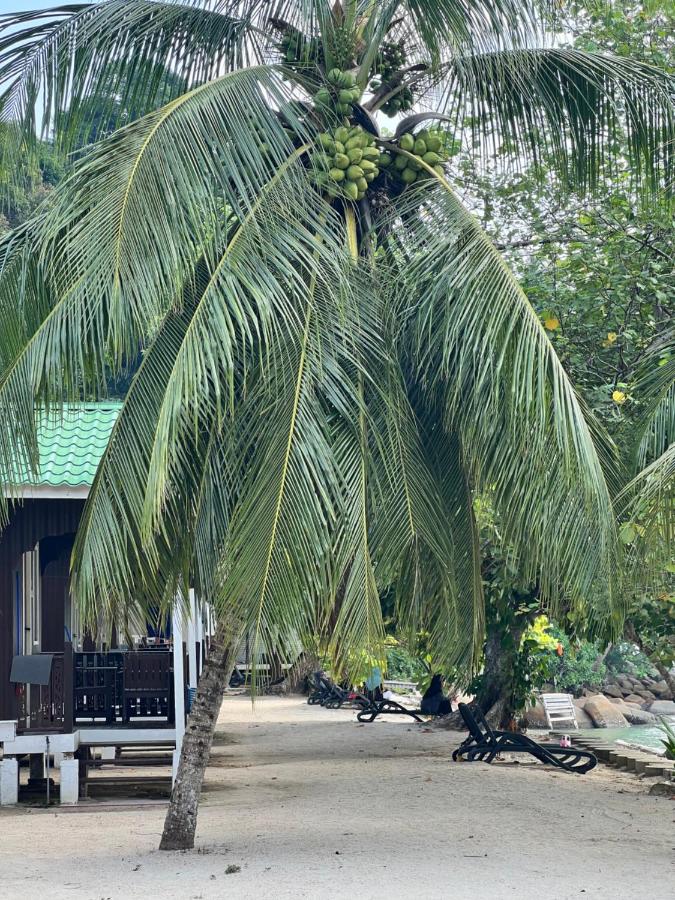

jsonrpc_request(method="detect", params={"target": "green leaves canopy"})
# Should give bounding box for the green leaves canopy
[1,0,672,680]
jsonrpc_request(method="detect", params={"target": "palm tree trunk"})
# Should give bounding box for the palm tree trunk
[159,618,238,851]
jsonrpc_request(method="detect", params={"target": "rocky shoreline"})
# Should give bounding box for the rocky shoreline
[528,671,675,729]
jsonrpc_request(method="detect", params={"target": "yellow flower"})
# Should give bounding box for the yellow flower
[606,332,617,344]
[544,316,560,331]
[612,390,626,404]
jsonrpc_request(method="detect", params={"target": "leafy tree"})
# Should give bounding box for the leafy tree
[0,0,673,849]
[455,0,675,715]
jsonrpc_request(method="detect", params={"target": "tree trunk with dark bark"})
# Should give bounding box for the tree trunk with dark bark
[474,619,530,731]
[159,618,239,851]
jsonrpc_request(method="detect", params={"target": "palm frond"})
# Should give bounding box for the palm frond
[438,47,675,193]
[0,1,263,157]
[381,171,619,625]
[633,346,675,471]
[218,259,370,684]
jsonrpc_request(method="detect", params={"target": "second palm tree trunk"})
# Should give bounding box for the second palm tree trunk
[159,618,238,851]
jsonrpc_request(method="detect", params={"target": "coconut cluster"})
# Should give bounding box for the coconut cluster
[312,125,391,201]
[313,68,363,115]
[370,40,414,116]
[392,130,449,185]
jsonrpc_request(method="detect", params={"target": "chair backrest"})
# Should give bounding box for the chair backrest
[458,702,495,744]
[541,693,578,730]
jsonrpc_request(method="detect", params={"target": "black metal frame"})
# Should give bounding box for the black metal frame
[452,703,597,773]
[356,699,425,723]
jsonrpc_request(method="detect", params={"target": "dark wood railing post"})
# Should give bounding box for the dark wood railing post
[63,642,74,734]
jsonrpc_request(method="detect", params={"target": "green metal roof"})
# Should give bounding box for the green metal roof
[12,403,121,488]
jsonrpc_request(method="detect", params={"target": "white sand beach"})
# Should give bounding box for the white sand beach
[0,694,672,900]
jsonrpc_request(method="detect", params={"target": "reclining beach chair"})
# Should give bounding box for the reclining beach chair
[325,685,372,710]
[452,703,596,773]
[307,672,334,705]
[307,673,371,710]
[356,699,425,723]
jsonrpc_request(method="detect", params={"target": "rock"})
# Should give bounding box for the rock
[635,689,656,702]
[624,694,646,705]
[647,700,675,717]
[584,695,629,728]
[603,684,624,699]
[572,700,595,728]
[640,677,656,688]
[652,680,673,700]
[649,781,675,798]
[618,678,634,691]
[622,708,658,726]
[524,699,549,729]
[605,698,657,725]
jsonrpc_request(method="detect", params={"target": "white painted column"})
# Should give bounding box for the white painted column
[0,757,19,806]
[59,754,79,805]
[172,605,186,783]
[187,590,198,691]
[194,592,204,677]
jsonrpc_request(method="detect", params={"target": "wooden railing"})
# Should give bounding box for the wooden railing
[16,646,174,733]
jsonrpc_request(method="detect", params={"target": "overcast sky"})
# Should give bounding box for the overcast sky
[1,1,65,11]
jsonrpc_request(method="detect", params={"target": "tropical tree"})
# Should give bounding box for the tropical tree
[0,0,673,850]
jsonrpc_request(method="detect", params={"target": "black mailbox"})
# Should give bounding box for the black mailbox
[10,654,54,686]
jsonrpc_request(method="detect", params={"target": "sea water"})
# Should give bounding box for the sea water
[578,716,675,752]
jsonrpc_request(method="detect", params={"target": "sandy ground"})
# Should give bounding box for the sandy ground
[1,694,673,900]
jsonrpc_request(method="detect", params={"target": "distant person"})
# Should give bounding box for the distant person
[365,665,384,702]
[421,674,452,716]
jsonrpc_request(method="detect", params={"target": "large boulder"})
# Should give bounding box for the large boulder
[524,699,549,729]
[624,694,646,705]
[647,700,675,717]
[602,684,624,699]
[622,707,658,726]
[572,699,595,728]
[652,680,673,701]
[584,695,629,728]
[635,689,656,702]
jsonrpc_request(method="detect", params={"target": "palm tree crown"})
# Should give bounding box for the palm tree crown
[0,0,673,679]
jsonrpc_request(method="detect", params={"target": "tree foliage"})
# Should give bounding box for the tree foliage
[0,1,673,688]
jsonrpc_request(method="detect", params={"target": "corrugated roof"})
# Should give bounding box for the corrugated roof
[10,403,121,487]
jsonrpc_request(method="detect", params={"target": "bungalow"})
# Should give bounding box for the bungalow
[0,403,208,805]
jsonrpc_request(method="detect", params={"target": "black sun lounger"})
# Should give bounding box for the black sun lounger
[357,699,425,723]
[452,703,597,774]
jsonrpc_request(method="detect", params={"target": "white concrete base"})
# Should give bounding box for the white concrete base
[78,727,176,746]
[52,751,64,769]
[2,731,79,755]
[172,749,181,784]
[0,720,17,742]
[59,757,79,805]
[0,757,19,806]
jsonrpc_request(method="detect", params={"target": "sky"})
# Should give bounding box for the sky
[1,1,65,11]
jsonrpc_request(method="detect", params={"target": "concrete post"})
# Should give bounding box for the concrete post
[59,754,79,805]
[172,604,186,784]
[187,590,197,691]
[100,746,116,761]
[0,757,19,806]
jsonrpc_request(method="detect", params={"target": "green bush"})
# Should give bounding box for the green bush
[546,628,606,696]
[605,642,658,679]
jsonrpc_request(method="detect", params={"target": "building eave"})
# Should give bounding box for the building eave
[2,484,90,500]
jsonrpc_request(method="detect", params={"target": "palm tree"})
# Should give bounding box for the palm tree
[0,1,673,850]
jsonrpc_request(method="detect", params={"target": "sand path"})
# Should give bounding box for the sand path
[0,693,672,899]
